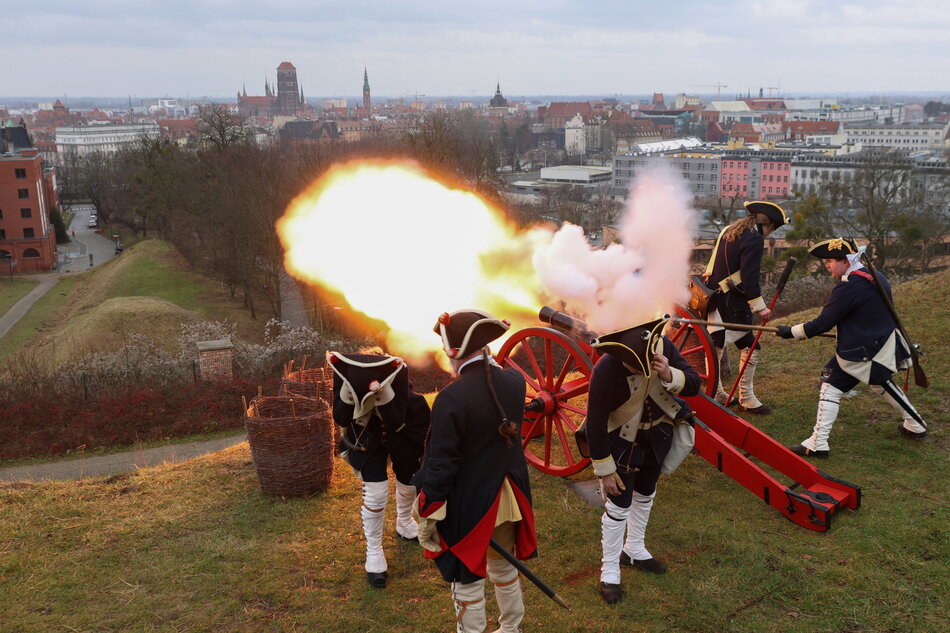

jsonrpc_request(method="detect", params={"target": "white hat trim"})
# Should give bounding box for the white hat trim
[438,312,509,359]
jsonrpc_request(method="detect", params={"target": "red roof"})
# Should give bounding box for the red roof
[744,99,786,111]
[159,119,197,132]
[731,122,757,135]
[784,120,841,134]
[607,110,636,124]
[277,61,296,70]
[544,102,594,117]
[242,96,274,106]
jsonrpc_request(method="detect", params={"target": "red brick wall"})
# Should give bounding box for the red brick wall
[198,347,234,381]
[0,150,57,272]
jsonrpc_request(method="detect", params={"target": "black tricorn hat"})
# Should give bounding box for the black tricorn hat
[808,237,858,260]
[591,317,666,376]
[326,352,406,419]
[433,309,510,359]
[744,200,788,228]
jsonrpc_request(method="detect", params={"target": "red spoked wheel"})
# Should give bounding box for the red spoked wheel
[497,327,594,477]
[665,305,719,397]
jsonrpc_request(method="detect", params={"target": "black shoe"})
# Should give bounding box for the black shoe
[898,424,927,440]
[740,404,773,415]
[788,444,829,459]
[620,551,668,574]
[598,582,622,604]
[366,571,388,589]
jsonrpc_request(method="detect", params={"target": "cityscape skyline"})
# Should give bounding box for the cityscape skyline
[5,1,949,100]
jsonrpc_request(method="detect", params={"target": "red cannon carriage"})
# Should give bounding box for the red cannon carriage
[496,305,862,532]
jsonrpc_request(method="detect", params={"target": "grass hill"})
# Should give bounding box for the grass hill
[0,271,946,632]
[5,239,267,365]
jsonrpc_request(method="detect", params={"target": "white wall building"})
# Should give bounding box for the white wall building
[55,123,160,157]
[790,153,862,196]
[845,121,950,152]
[612,150,720,199]
[707,101,756,124]
[540,165,612,186]
[565,113,586,156]
[786,103,904,124]
[674,94,700,109]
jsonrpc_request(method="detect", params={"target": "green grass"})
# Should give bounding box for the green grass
[1,239,266,362]
[0,279,39,315]
[0,272,947,632]
[0,277,78,361]
[104,251,204,311]
[96,240,264,341]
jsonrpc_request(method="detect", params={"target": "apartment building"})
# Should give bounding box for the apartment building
[845,121,950,152]
[55,122,160,157]
[1,126,59,272]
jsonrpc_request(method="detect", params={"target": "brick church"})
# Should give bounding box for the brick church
[237,61,304,117]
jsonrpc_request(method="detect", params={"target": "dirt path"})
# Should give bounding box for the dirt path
[0,274,59,339]
[0,433,247,483]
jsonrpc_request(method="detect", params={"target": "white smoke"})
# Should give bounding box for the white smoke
[533,166,696,334]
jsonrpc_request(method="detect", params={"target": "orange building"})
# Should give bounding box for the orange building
[1,125,59,273]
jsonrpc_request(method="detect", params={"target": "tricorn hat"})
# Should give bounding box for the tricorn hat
[744,200,788,229]
[327,352,406,420]
[433,309,510,360]
[808,237,858,260]
[591,317,666,377]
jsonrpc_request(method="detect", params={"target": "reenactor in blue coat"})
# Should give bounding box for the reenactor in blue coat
[328,349,431,589]
[776,238,928,457]
[413,309,537,633]
[706,201,788,413]
[584,318,700,604]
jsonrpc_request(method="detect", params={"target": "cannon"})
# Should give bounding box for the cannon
[496,305,861,532]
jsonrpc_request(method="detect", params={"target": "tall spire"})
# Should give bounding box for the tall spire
[265,77,271,97]
[362,66,371,113]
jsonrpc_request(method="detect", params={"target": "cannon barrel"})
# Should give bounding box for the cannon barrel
[538,306,598,340]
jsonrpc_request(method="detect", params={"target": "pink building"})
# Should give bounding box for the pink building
[757,160,791,199]
[720,157,751,199]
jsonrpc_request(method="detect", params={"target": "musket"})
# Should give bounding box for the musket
[489,539,570,610]
[724,257,798,406]
[860,249,928,388]
[669,317,836,338]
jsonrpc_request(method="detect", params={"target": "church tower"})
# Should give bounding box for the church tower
[276,61,300,115]
[363,67,371,113]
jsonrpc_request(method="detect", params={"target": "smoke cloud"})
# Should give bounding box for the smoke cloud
[533,166,696,333]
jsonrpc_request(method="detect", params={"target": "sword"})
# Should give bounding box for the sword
[489,539,570,610]
[860,249,928,388]
[668,317,836,338]
[880,379,927,429]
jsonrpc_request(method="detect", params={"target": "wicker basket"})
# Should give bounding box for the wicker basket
[244,395,334,496]
[279,365,337,449]
[279,366,330,401]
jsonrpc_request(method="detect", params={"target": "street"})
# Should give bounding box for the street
[60,203,122,273]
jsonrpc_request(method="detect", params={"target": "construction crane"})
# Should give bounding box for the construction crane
[410,91,426,111]
[765,86,780,98]
[693,83,728,99]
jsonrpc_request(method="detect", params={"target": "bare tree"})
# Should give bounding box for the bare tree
[71,150,129,224]
[195,104,250,152]
[815,150,948,270]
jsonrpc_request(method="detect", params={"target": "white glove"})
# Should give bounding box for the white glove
[413,494,447,553]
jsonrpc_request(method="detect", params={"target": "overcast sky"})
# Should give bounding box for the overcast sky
[6,0,948,100]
